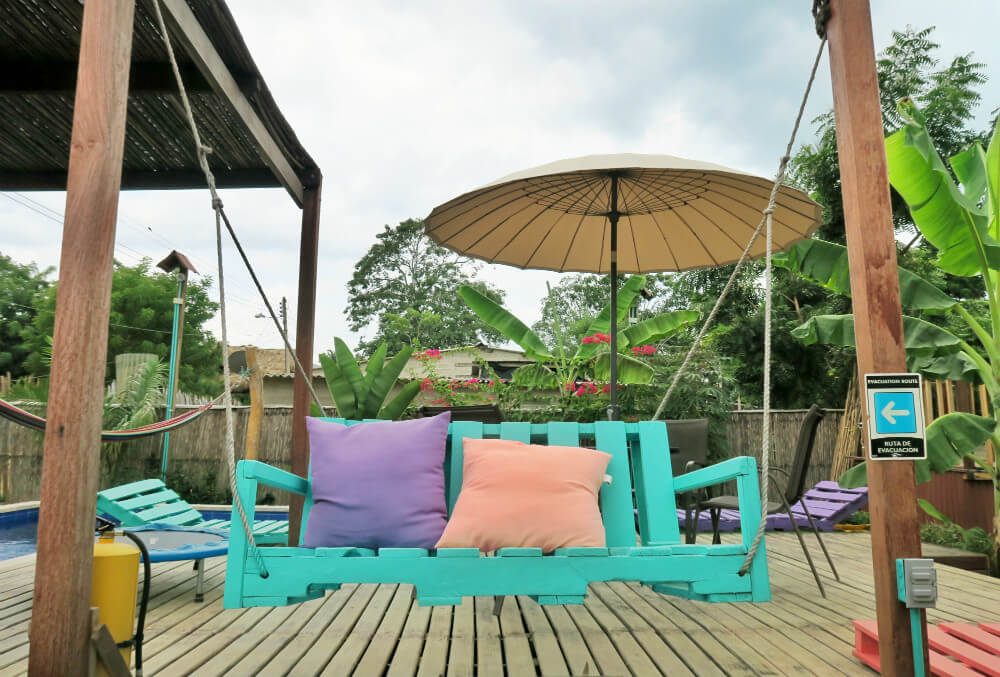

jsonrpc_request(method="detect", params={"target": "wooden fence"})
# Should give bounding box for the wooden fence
[1,407,845,504]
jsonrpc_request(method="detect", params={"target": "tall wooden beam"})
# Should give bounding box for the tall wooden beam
[27,1,135,675]
[156,0,304,205]
[826,1,928,674]
[289,181,322,544]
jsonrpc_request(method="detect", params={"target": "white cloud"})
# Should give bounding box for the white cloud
[3,1,998,360]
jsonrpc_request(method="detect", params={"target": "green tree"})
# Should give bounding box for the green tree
[660,25,991,410]
[0,253,53,378]
[25,258,221,396]
[346,218,507,356]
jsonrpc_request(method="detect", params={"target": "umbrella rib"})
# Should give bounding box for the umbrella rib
[687,202,756,251]
[616,183,643,272]
[670,205,722,267]
[523,178,601,269]
[627,170,707,212]
[429,178,582,251]
[645,209,681,271]
[559,178,609,271]
[709,174,819,222]
[697,180,815,240]
[684,194,760,252]
[427,174,589,241]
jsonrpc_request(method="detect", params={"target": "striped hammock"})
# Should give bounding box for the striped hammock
[0,396,219,441]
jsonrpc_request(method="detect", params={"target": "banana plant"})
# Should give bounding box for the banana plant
[776,101,999,566]
[458,276,698,389]
[313,337,420,420]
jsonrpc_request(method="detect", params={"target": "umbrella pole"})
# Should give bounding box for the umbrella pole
[607,174,620,421]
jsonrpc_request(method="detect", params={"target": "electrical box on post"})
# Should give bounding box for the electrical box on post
[896,558,937,609]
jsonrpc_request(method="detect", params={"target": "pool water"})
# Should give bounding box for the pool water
[0,508,286,561]
[0,508,39,561]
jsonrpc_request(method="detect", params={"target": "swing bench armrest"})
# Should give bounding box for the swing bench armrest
[672,456,759,493]
[238,460,309,496]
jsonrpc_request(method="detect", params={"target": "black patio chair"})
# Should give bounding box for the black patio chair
[690,404,840,597]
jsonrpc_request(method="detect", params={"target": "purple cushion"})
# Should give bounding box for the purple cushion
[302,412,450,549]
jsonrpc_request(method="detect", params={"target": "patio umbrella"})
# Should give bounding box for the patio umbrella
[425,153,821,418]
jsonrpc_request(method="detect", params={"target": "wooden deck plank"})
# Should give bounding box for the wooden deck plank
[321,584,397,676]
[606,582,726,676]
[497,596,537,677]
[351,585,414,676]
[583,589,669,676]
[2,532,1000,675]
[520,597,572,676]
[565,602,632,675]
[445,597,475,677]
[291,583,380,674]
[416,605,452,677]
[385,595,431,677]
[259,585,358,675]
[473,597,504,677]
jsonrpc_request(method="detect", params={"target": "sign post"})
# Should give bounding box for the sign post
[864,373,926,460]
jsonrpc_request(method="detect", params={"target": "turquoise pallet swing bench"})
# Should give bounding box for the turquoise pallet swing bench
[223,420,770,608]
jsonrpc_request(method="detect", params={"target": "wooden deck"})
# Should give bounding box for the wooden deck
[1,533,999,676]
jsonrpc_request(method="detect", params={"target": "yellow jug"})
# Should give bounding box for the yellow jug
[91,534,139,676]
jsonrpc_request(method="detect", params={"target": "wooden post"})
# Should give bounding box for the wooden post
[826,2,928,674]
[27,2,135,675]
[289,180,322,545]
[245,346,263,461]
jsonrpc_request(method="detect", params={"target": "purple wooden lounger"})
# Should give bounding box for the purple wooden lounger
[678,481,868,533]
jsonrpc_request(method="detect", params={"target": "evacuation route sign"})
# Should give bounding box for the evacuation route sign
[864,373,926,460]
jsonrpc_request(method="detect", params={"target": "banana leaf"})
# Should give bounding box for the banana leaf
[621,310,700,347]
[908,352,980,382]
[987,116,1000,238]
[791,314,963,355]
[511,363,559,388]
[885,100,1000,276]
[839,412,996,489]
[774,239,956,314]
[365,346,413,418]
[364,343,389,389]
[576,275,648,360]
[459,285,553,361]
[334,337,369,410]
[319,352,357,419]
[377,380,421,420]
[593,352,655,384]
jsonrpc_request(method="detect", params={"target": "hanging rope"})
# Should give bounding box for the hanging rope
[652,35,828,574]
[150,0,333,576]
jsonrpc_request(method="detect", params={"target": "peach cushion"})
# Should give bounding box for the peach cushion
[435,438,611,553]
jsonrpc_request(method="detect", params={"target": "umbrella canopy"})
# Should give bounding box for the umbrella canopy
[425,153,821,273]
[425,153,822,419]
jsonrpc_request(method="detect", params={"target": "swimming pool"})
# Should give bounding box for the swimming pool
[0,507,288,560]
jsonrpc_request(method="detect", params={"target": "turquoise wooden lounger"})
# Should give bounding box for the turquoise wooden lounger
[224,420,770,609]
[97,478,288,545]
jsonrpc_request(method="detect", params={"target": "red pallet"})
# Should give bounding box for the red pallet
[854,620,1000,676]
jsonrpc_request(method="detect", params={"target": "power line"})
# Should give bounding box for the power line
[1,191,268,309]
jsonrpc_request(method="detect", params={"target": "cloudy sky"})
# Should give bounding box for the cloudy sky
[2,1,998,360]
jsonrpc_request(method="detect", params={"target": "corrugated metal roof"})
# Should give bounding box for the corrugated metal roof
[0,0,319,203]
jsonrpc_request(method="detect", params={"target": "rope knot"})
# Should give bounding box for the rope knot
[212,197,224,210]
[812,0,831,39]
[199,143,214,156]
[762,206,776,216]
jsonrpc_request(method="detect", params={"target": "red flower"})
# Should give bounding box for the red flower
[602,384,611,394]
[575,386,586,397]
[564,382,575,392]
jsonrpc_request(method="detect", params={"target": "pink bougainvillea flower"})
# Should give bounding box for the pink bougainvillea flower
[564,382,575,391]
[575,386,586,397]
[488,380,496,386]
[602,384,611,394]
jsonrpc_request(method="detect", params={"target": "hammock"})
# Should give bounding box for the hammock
[0,396,219,441]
